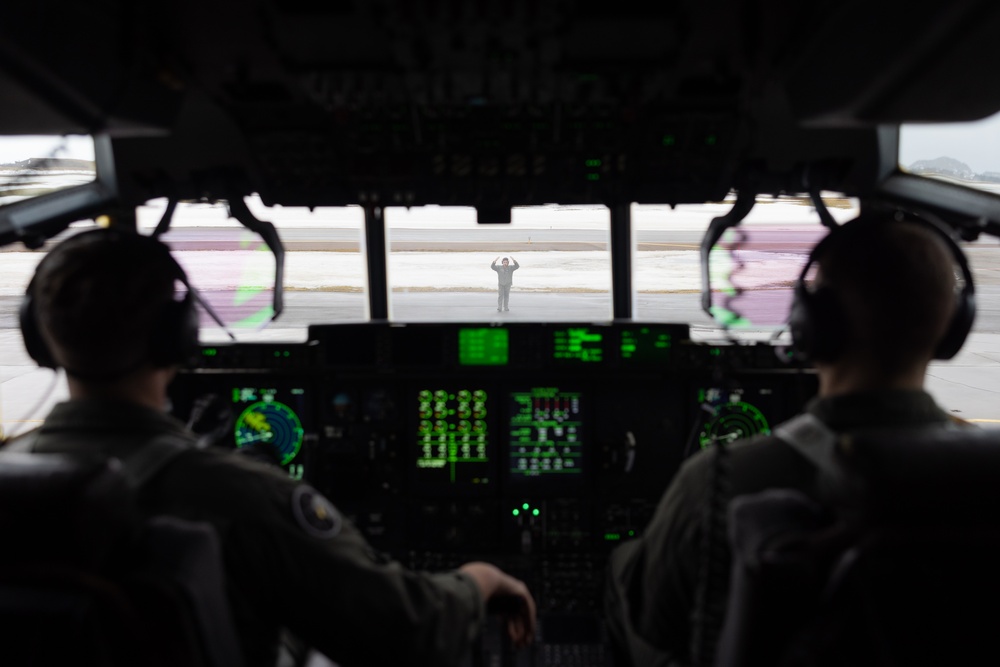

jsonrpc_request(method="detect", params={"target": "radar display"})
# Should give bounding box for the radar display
[234,388,305,466]
[697,386,771,448]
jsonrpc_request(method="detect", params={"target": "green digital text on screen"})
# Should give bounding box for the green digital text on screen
[508,387,584,478]
[459,328,509,366]
[620,327,672,361]
[553,327,603,363]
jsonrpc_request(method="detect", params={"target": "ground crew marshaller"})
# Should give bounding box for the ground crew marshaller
[491,256,520,311]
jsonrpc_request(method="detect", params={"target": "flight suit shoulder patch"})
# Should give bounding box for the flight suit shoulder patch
[291,485,342,539]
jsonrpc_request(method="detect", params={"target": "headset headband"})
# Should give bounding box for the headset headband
[20,228,199,378]
[788,211,975,362]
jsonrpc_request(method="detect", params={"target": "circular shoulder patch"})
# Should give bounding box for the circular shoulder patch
[291,485,343,539]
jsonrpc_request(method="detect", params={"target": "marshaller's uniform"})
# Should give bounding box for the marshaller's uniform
[491,259,519,310]
[6,398,484,667]
[604,390,957,667]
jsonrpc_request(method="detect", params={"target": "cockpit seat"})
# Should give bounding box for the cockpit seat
[0,451,244,667]
[715,426,1000,667]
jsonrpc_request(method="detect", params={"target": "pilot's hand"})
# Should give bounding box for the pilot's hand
[459,561,537,649]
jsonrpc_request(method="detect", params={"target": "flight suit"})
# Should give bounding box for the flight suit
[605,389,956,667]
[5,398,484,667]
[491,259,519,310]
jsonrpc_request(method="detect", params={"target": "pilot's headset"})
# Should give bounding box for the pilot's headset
[20,228,200,379]
[787,211,976,363]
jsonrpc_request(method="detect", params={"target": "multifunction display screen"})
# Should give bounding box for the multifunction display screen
[694,385,773,452]
[553,328,604,363]
[231,384,309,479]
[415,388,493,492]
[508,387,584,481]
[458,328,509,366]
[619,326,673,363]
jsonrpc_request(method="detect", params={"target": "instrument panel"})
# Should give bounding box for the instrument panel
[168,322,817,665]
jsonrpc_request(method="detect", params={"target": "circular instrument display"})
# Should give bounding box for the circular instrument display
[699,401,770,448]
[234,400,304,465]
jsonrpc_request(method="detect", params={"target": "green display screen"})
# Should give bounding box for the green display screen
[509,387,584,479]
[231,385,307,478]
[696,386,772,450]
[415,388,492,489]
[620,327,672,362]
[459,328,509,366]
[553,327,603,363]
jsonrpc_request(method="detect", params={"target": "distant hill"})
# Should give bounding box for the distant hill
[0,157,95,171]
[910,156,973,177]
[908,156,1000,183]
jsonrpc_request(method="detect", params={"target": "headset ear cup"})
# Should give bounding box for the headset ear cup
[807,287,848,362]
[149,294,199,367]
[789,284,845,363]
[934,291,975,360]
[788,283,814,361]
[175,294,200,365]
[19,291,58,369]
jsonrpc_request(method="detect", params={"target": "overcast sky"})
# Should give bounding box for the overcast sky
[899,110,1000,173]
[0,135,94,165]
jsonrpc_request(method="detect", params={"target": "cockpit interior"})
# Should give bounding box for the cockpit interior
[3,2,1000,665]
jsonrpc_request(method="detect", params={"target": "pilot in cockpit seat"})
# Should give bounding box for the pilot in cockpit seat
[605,212,975,666]
[5,228,536,667]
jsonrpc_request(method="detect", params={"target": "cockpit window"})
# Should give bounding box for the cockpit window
[0,135,95,205]
[386,206,613,322]
[899,110,1000,193]
[0,135,96,437]
[138,196,367,342]
[633,195,860,336]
